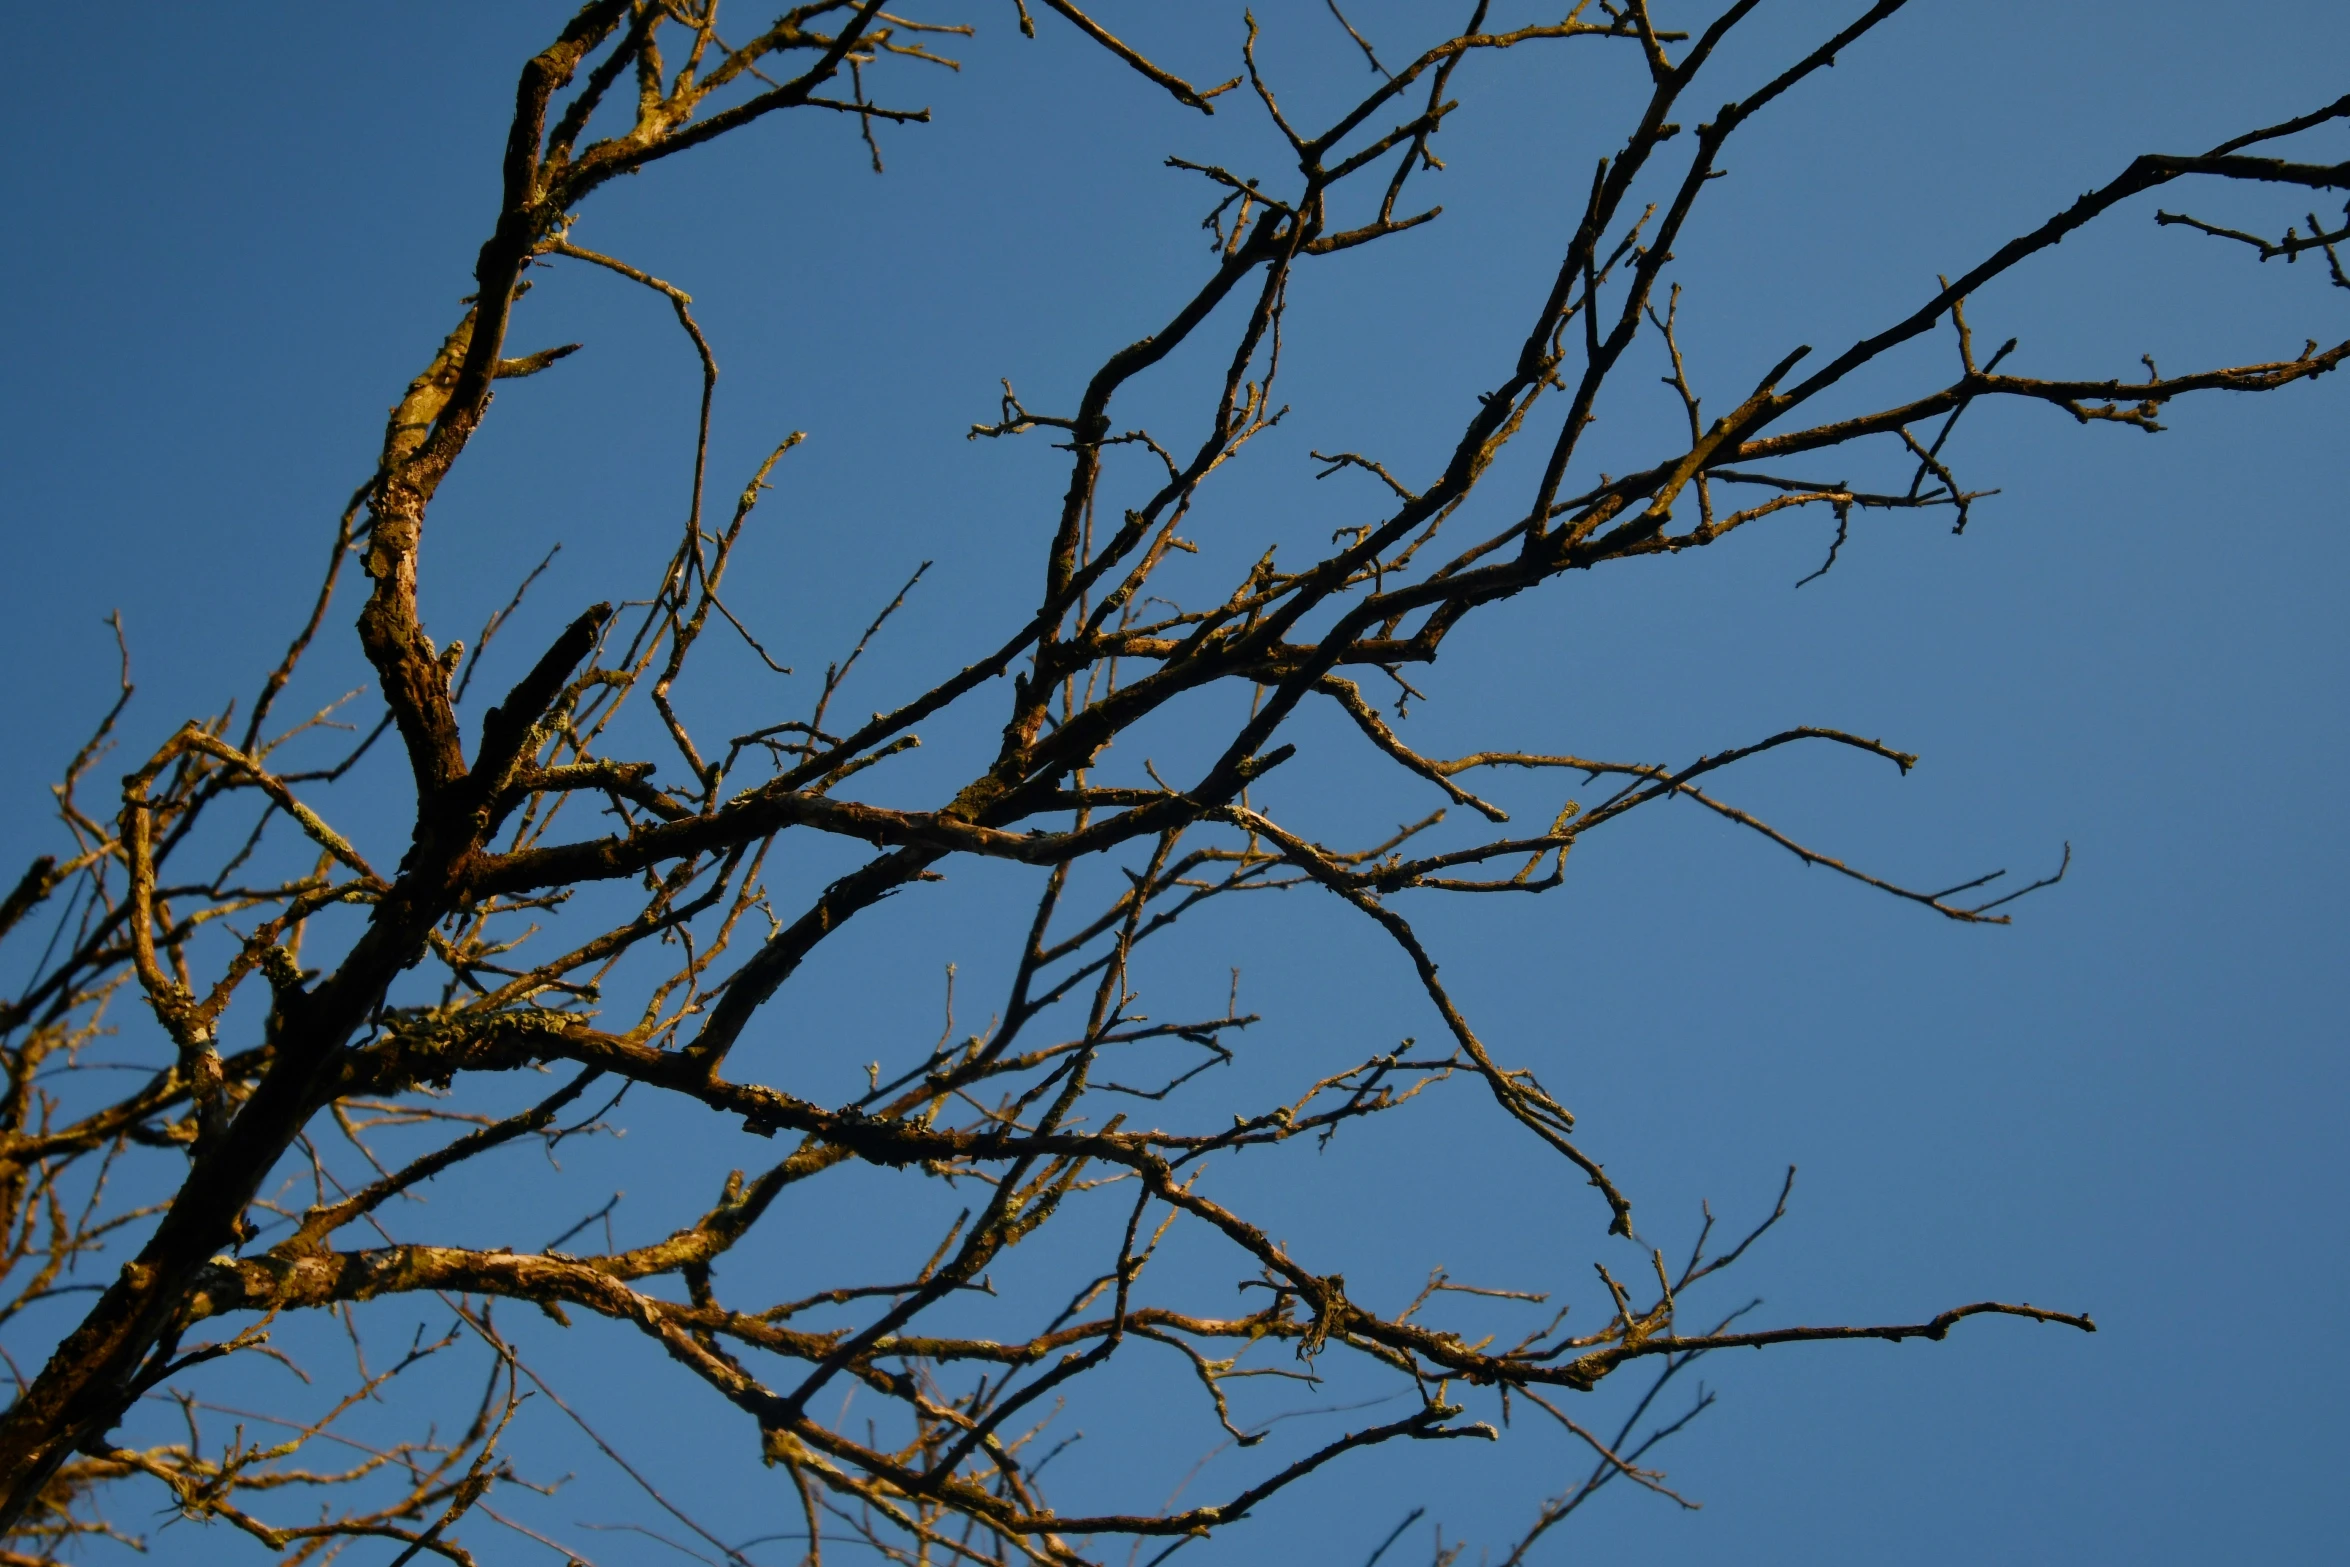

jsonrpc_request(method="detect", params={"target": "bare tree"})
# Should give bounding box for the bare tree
[0,3,2340,1562]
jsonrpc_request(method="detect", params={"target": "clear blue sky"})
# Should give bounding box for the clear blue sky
[2,3,2344,1562]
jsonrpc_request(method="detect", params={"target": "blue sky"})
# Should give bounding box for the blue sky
[2,3,2345,1562]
